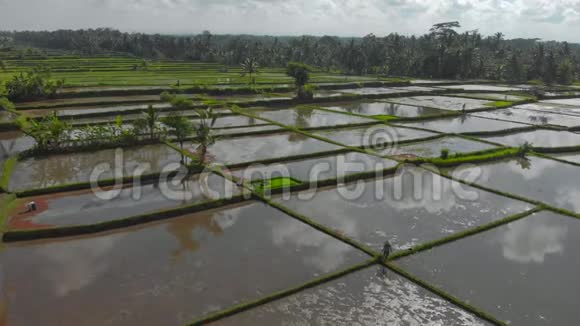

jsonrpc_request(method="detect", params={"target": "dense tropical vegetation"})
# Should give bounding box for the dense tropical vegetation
[1,22,578,84]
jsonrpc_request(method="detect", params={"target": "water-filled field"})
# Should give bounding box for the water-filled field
[2,65,580,326]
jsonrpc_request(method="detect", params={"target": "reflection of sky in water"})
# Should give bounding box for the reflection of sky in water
[388,96,491,111]
[401,115,526,133]
[483,129,580,148]
[454,157,580,212]
[255,108,373,128]
[473,107,580,127]
[275,166,531,250]
[497,215,567,264]
[3,202,366,325]
[232,151,396,182]
[205,132,340,165]
[218,267,487,325]
[397,211,580,326]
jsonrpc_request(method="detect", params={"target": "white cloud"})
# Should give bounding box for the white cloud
[0,0,579,41]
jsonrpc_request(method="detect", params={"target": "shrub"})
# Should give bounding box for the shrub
[440,148,450,159]
[5,66,64,100]
[286,62,312,87]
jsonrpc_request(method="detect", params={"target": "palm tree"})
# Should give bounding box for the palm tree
[162,114,194,164]
[133,104,161,139]
[240,57,259,85]
[192,107,218,163]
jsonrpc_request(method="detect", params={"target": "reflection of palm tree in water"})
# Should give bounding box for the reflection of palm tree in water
[29,152,82,188]
[166,212,224,262]
[287,130,309,142]
[294,106,315,128]
[246,115,257,126]
[516,156,532,170]
[386,103,398,116]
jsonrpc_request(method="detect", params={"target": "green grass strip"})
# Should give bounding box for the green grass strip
[384,262,507,325]
[389,207,542,261]
[409,147,523,167]
[187,259,378,325]
[0,193,17,234]
[484,100,514,108]
[251,177,302,192]
[3,194,247,242]
[0,156,18,191]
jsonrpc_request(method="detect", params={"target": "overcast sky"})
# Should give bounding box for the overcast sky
[1,0,579,42]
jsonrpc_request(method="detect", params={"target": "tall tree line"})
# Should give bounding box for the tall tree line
[3,22,579,84]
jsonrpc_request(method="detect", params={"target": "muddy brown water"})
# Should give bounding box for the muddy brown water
[1,201,368,325]
[8,144,182,192]
[6,173,240,229]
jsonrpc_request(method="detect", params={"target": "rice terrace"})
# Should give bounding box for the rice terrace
[2,3,580,325]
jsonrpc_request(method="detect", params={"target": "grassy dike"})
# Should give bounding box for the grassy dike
[384,262,507,325]
[187,259,378,325]
[203,159,511,325]
[404,147,527,167]
[0,157,18,191]
[389,207,542,261]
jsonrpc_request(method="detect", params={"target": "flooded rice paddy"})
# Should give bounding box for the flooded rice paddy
[6,173,239,229]
[313,125,436,147]
[8,144,182,191]
[381,136,497,158]
[438,84,524,92]
[273,166,532,251]
[397,211,580,326]
[1,201,368,325]
[452,156,580,212]
[386,95,493,111]
[322,101,445,117]
[480,129,580,148]
[3,84,580,325]
[472,106,580,127]
[230,151,397,183]
[399,115,528,134]
[249,107,375,128]
[216,266,489,326]
[192,132,342,165]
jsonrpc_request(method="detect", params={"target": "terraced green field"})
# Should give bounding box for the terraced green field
[2,57,580,325]
[0,55,401,87]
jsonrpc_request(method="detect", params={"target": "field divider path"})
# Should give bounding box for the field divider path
[206,158,517,325]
